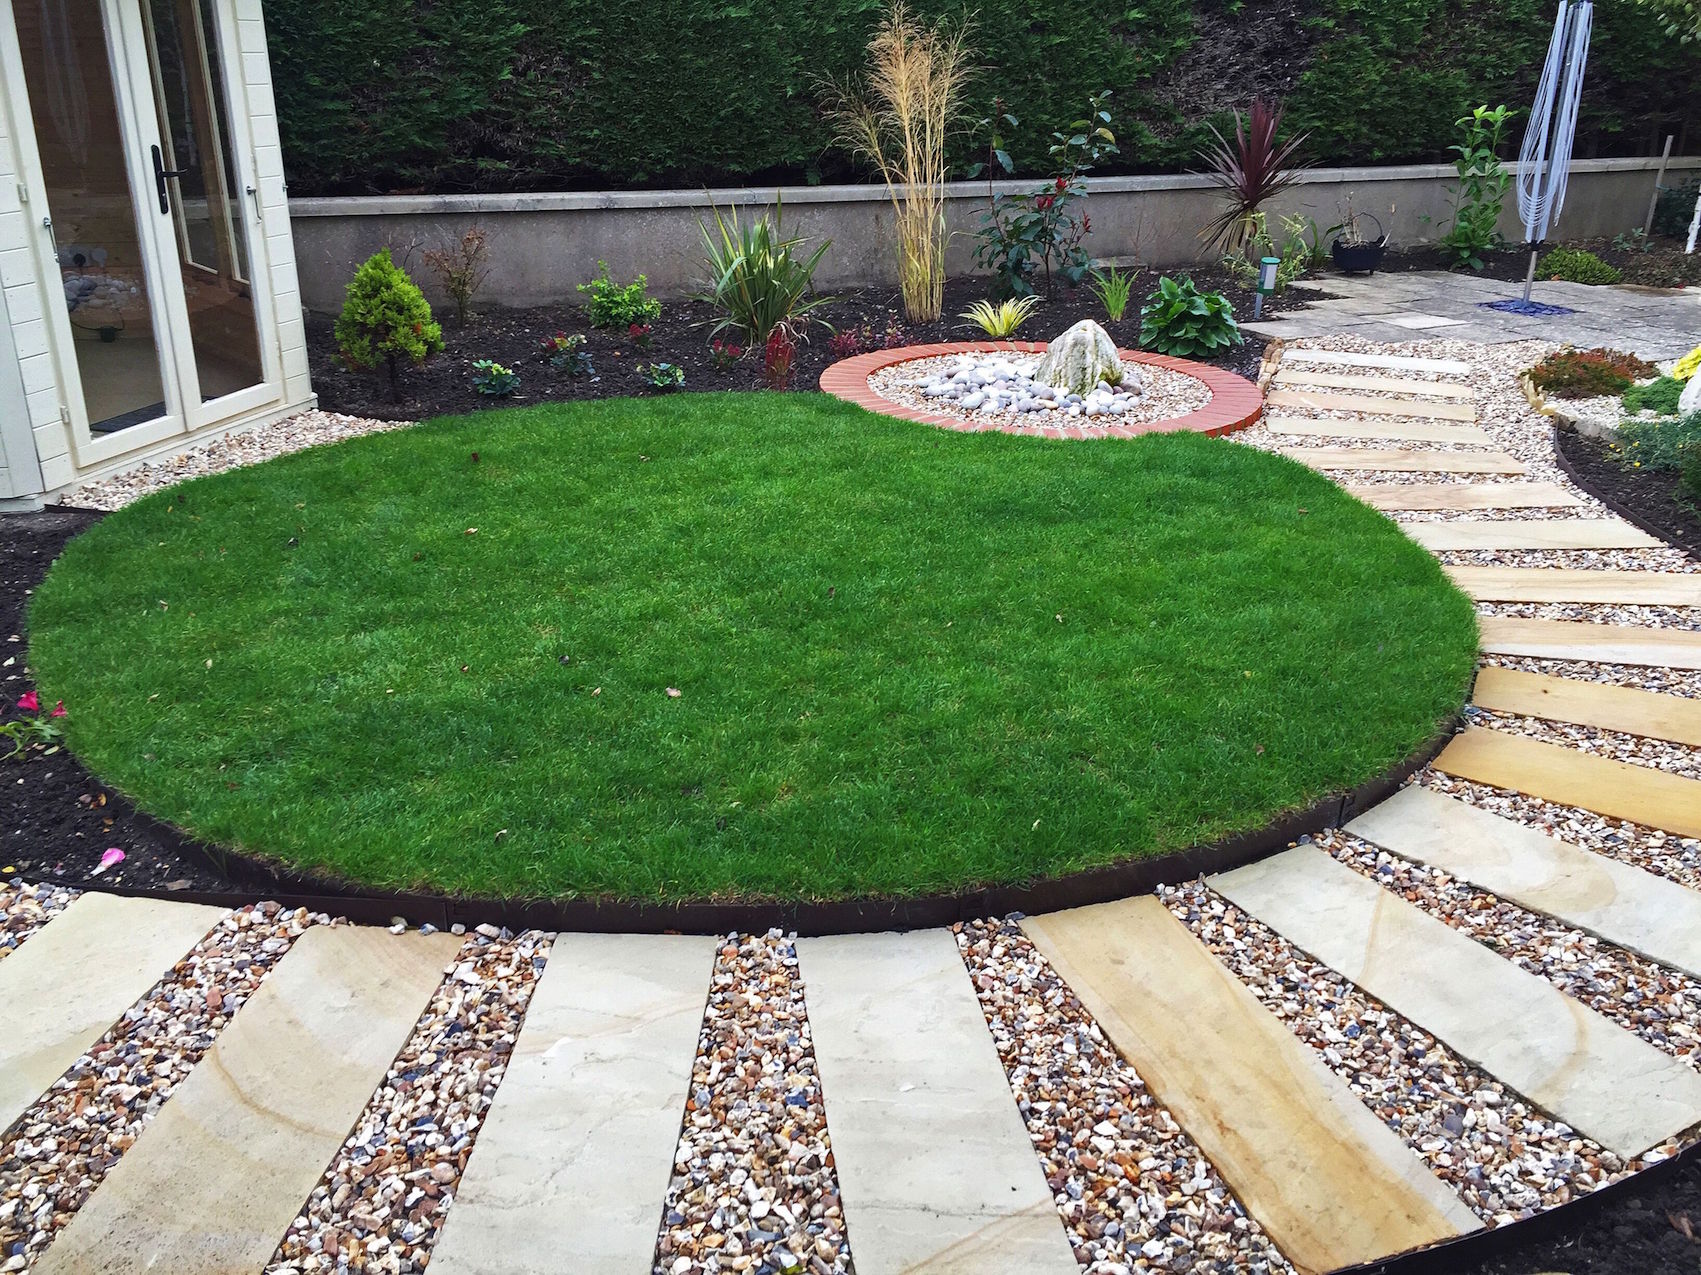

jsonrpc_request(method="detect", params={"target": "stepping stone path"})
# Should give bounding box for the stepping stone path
[1405,519,1662,551]
[1267,389,1478,421]
[1285,447,1526,474]
[1345,481,1586,511]
[1471,665,1701,747]
[1271,368,1477,398]
[1446,566,1701,605]
[10,338,1701,1275]
[1264,415,1496,444]
[1479,616,1701,669]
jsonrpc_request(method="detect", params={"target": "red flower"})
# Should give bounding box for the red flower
[16,691,37,712]
[1036,195,1054,211]
[1055,175,1068,191]
[50,701,66,718]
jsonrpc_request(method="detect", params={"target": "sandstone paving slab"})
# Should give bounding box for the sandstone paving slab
[0,893,226,1136]
[1433,727,1701,840]
[1263,415,1495,445]
[796,929,1077,1275]
[1271,369,1476,398]
[1345,482,1587,512]
[1404,519,1661,551]
[1021,897,1478,1274]
[1471,666,1701,747]
[1348,784,1701,977]
[1267,389,1477,421]
[33,925,460,1275]
[1288,447,1525,474]
[1445,566,1701,606]
[1281,349,1473,375]
[1209,847,1701,1160]
[427,933,717,1275]
[1478,616,1701,669]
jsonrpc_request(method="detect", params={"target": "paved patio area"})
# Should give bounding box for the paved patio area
[1245,269,1700,361]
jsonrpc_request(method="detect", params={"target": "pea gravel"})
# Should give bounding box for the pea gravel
[653,931,851,1275]
[0,903,324,1270]
[954,919,1291,1275]
[265,928,548,1275]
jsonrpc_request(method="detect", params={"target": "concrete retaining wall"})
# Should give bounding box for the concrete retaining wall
[288,156,1701,312]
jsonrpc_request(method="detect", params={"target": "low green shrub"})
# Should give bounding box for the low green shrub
[579,261,662,329]
[1138,276,1242,358]
[1622,375,1685,417]
[333,248,444,400]
[1610,411,1701,470]
[1537,246,1622,285]
[1527,347,1657,400]
[1683,441,1701,504]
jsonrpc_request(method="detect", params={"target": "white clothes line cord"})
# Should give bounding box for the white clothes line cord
[1517,0,1594,246]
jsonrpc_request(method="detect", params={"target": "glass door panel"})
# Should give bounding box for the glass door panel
[142,0,264,406]
[14,1,172,435]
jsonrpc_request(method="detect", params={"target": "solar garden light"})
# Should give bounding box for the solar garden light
[1253,257,1280,319]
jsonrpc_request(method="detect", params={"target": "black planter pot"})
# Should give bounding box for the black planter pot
[1331,236,1388,275]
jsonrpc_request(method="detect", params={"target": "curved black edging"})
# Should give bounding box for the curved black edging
[1551,421,1701,565]
[1339,1135,1700,1275]
[79,714,1462,937]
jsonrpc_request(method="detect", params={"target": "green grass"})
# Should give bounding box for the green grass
[30,394,1477,902]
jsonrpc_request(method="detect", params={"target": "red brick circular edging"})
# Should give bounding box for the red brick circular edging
[820,340,1264,440]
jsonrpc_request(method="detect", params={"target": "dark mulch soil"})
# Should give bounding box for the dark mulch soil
[1557,427,1701,560]
[1381,234,1701,291]
[1,508,227,893]
[307,269,1289,421]
[1454,1157,1701,1275]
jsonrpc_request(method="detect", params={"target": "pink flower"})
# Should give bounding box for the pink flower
[50,702,66,718]
[93,847,125,876]
[16,691,37,712]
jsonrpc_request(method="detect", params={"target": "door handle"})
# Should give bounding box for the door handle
[151,145,186,214]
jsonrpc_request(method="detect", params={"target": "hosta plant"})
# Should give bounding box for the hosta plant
[645,362,685,390]
[1138,276,1242,359]
[960,296,1041,338]
[471,359,520,397]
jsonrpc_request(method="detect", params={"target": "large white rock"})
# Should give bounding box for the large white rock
[1681,371,1701,415]
[1033,320,1123,396]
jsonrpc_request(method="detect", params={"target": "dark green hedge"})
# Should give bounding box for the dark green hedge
[266,0,1698,196]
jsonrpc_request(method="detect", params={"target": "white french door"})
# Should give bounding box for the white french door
[4,0,283,470]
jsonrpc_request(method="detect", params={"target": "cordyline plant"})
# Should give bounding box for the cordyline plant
[1196,99,1311,253]
[822,3,973,324]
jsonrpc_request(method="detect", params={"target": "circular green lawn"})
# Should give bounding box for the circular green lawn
[30,393,1477,902]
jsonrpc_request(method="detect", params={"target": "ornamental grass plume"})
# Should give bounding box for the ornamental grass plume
[823,3,973,324]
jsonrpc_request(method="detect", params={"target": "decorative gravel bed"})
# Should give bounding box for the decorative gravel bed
[0,882,77,960]
[66,410,404,512]
[653,931,850,1275]
[1159,880,1652,1224]
[265,927,546,1275]
[954,919,1291,1275]
[0,902,323,1268]
[1320,829,1701,1067]
[1435,547,1696,572]
[867,353,1211,434]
